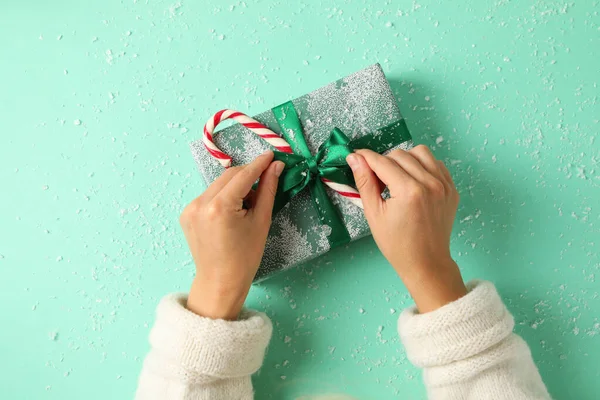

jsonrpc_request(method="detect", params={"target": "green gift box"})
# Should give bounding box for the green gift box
[190,64,413,280]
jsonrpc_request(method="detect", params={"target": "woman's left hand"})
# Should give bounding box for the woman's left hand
[179,151,284,320]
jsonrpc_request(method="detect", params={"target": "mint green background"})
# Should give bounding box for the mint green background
[1,1,598,399]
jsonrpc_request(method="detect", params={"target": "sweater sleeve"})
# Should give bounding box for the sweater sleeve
[135,294,272,400]
[398,280,551,400]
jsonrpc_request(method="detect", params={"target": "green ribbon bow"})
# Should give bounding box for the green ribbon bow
[268,101,411,248]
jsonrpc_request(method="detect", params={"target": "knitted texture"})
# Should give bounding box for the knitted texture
[136,281,550,399]
[398,280,551,399]
[135,294,272,400]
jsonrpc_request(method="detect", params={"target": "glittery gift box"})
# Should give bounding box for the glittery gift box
[190,64,413,281]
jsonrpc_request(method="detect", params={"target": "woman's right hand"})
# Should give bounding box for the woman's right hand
[346,145,467,313]
[180,151,284,320]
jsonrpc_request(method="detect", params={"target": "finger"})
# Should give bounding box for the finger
[346,153,384,214]
[218,151,275,206]
[355,149,414,197]
[409,145,449,193]
[251,161,284,221]
[437,160,456,189]
[409,145,444,179]
[198,166,244,203]
[386,149,433,184]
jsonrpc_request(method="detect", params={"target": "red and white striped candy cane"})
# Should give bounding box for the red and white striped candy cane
[203,109,293,167]
[321,178,363,209]
[203,109,364,209]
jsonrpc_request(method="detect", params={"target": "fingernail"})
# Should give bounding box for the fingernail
[273,161,285,177]
[346,154,360,170]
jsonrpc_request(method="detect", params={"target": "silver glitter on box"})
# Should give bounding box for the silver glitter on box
[190,64,413,281]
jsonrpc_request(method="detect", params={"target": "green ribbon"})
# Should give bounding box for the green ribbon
[269,101,411,248]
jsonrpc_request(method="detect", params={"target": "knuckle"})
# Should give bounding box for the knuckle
[240,165,257,181]
[179,203,199,225]
[429,179,446,196]
[411,144,431,156]
[268,181,278,198]
[261,179,278,200]
[226,166,243,176]
[218,166,242,182]
[406,182,425,202]
[206,200,225,219]
[354,174,371,191]
[414,144,430,152]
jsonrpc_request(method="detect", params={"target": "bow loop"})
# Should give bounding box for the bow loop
[270,100,411,249]
[272,126,357,214]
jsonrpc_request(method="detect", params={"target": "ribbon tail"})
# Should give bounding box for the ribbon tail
[309,179,351,248]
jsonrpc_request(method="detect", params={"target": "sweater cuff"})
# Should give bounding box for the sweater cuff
[398,280,514,368]
[148,293,272,377]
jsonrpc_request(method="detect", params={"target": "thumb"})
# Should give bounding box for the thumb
[252,161,285,221]
[346,153,383,214]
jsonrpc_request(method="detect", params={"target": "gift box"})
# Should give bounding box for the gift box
[190,64,413,281]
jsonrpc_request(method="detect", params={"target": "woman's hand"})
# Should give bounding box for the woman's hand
[180,151,284,320]
[347,145,467,313]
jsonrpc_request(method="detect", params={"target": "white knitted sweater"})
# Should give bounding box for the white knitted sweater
[136,281,550,399]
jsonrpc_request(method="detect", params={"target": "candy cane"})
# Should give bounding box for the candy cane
[321,178,363,209]
[203,109,364,209]
[203,109,293,167]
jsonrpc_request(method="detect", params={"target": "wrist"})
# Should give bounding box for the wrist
[186,277,249,320]
[396,258,467,313]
